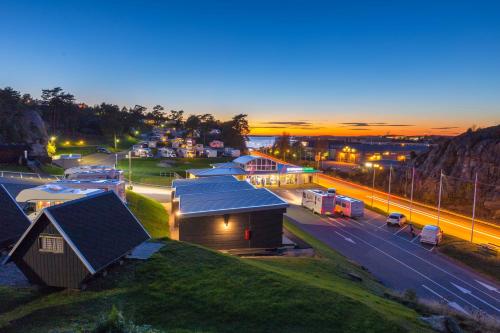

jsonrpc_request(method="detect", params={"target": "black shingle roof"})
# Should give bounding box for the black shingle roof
[0,185,30,249]
[44,191,150,273]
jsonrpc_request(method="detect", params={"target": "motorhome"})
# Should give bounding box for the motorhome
[16,184,103,220]
[158,147,177,158]
[204,148,218,158]
[302,189,336,215]
[334,195,364,218]
[64,165,124,180]
[51,179,126,202]
[133,147,153,158]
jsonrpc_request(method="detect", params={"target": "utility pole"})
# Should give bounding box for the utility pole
[371,166,376,207]
[128,151,132,187]
[470,172,478,242]
[409,167,415,223]
[437,170,443,227]
[387,166,392,213]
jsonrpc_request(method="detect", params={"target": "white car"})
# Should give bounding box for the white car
[420,225,443,245]
[386,213,407,226]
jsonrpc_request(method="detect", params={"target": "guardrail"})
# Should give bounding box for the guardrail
[0,170,61,181]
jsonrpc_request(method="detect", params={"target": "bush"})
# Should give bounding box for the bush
[93,305,162,333]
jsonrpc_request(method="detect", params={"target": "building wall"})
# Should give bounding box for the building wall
[12,216,90,289]
[179,208,285,249]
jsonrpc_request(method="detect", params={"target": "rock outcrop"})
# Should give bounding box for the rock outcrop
[413,125,500,221]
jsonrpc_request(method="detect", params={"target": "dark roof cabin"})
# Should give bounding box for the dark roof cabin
[3,191,150,289]
[0,184,31,250]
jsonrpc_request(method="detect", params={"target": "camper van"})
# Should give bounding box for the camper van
[334,195,364,218]
[16,184,103,220]
[52,179,126,202]
[64,165,124,180]
[158,148,177,158]
[302,189,336,215]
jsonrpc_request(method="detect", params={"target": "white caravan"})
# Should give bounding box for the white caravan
[301,189,336,215]
[16,184,103,220]
[334,195,364,218]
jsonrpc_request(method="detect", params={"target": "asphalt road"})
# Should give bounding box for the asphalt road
[81,152,125,166]
[252,151,500,246]
[275,187,500,318]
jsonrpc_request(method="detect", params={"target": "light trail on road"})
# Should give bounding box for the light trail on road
[251,151,500,246]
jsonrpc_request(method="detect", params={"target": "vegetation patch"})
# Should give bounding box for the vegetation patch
[0,236,432,332]
[438,236,499,282]
[118,157,231,185]
[126,190,169,238]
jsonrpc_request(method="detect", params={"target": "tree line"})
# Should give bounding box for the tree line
[0,86,249,151]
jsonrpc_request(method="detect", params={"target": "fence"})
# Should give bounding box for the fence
[0,170,61,182]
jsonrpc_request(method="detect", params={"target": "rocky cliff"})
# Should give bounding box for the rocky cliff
[413,125,500,221]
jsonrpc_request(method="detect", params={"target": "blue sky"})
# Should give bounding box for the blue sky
[1,0,499,135]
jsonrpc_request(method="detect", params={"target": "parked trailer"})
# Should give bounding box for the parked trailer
[301,189,336,215]
[334,195,364,218]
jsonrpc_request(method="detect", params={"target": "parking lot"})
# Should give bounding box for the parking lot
[274,187,500,318]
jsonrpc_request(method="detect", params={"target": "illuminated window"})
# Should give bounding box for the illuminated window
[39,235,64,253]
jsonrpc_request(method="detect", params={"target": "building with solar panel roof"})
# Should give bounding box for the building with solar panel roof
[171,176,288,250]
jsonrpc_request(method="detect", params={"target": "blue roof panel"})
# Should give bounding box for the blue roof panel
[179,188,288,217]
[172,176,237,188]
[174,181,254,198]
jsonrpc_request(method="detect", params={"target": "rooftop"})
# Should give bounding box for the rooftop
[172,175,238,188]
[174,180,254,198]
[179,188,288,217]
[186,167,247,177]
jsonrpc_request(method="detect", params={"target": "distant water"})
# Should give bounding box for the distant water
[246,136,276,149]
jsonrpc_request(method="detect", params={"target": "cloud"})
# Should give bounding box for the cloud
[262,121,313,126]
[340,122,414,127]
[431,126,459,130]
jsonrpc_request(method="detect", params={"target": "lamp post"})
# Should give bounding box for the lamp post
[370,164,378,207]
[437,170,443,227]
[470,172,478,242]
[409,167,415,223]
[387,166,392,213]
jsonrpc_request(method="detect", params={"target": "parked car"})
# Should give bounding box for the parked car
[386,213,407,226]
[420,225,443,245]
[96,147,111,154]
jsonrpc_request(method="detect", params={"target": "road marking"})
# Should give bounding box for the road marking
[393,225,408,235]
[451,283,500,313]
[327,217,346,227]
[422,285,469,315]
[336,218,500,304]
[411,234,421,243]
[334,231,356,244]
[333,226,480,311]
[377,223,387,229]
[369,196,500,242]
[475,280,500,294]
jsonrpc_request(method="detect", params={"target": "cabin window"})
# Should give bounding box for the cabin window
[39,235,64,253]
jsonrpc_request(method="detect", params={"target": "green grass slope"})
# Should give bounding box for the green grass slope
[0,237,431,332]
[126,190,169,238]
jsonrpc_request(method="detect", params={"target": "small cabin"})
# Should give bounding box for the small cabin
[3,191,150,289]
[0,185,31,250]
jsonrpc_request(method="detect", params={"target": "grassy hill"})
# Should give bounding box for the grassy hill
[0,218,432,332]
[126,190,169,238]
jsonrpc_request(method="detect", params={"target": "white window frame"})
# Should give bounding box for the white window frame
[39,235,64,254]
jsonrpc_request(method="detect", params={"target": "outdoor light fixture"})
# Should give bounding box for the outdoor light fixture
[50,136,56,141]
[223,214,230,228]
